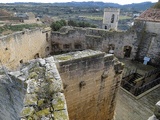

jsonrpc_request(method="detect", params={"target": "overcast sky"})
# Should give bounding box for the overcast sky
[0,0,158,5]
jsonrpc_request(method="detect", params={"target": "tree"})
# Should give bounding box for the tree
[50,19,67,31]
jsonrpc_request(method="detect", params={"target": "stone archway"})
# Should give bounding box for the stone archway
[124,46,132,58]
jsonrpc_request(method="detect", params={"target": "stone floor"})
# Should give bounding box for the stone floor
[114,86,160,120]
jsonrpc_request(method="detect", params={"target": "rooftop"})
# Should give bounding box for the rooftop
[136,8,160,22]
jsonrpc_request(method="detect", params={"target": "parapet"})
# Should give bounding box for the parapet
[104,8,120,12]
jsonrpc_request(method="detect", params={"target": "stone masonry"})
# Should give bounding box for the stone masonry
[54,50,124,120]
[0,28,51,69]
[8,57,69,120]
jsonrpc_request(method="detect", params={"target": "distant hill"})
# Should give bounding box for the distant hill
[122,2,155,11]
[52,1,155,11]
[12,1,156,11]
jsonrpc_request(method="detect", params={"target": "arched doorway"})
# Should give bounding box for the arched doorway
[124,46,132,58]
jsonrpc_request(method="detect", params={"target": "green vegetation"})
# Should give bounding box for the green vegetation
[50,19,66,31]
[119,15,132,20]
[81,16,103,20]
[152,1,160,9]
[0,23,42,34]
[56,55,72,60]
[68,20,97,28]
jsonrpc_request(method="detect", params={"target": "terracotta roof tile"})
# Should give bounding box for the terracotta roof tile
[136,8,160,22]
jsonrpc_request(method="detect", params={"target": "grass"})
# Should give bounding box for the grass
[0,23,44,35]
[119,15,132,20]
[82,15,103,20]
[78,15,132,21]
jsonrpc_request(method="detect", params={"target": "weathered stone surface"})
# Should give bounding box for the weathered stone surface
[155,101,160,119]
[7,57,69,120]
[52,93,66,110]
[24,94,38,106]
[21,107,35,117]
[38,58,46,66]
[0,29,51,69]
[55,50,123,120]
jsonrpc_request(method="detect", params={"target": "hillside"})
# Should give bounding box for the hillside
[52,1,155,11]
[8,1,155,11]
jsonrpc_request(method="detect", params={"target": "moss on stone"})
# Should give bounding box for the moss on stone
[24,94,38,106]
[36,108,50,117]
[28,72,38,79]
[21,107,34,117]
[33,67,45,74]
[54,111,69,120]
[37,99,45,107]
[56,55,72,60]
[52,97,65,110]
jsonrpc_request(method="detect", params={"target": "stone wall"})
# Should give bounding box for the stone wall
[134,21,160,65]
[51,27,86,54]
[51,27,138,60]
[0,68,26,120]
[0,28,51,69]
[145,21,160,34]
[86,28,138,59]
[54,50,124,120]
[3,57,69,120]
[102,8,120,30]
[51,26,160,65]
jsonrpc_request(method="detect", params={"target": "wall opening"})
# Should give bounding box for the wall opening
[34,53,40,59]
[20,59,23,64]
[124,46,132,58]
[52,43,59,49]
[46,33,49,42]
[108,44,115,54]
[63,44,71,49]
[111,14,115,23]
[105,26,107,29]
[74,44,82,49]
[45,46,50,52]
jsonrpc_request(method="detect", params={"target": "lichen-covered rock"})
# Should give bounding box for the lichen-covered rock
[52,93,66,110]
[25,79,37,94]
[38,58,46,67]
[16,57,69,120]
[21,107,35,117]
[24,94,38,106]
[54,110,69,120]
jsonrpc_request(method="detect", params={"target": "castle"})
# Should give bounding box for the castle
[0,2,160,120]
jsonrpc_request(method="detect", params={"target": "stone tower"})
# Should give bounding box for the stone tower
[102,8,120,31]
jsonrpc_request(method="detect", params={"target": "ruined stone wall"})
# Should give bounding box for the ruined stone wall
[86,28,138,59]
[134,21,160,65]
[51,25,160,65]
[0,69,26,120]
[55,50,124,120]
[0,28,51,69]
[51,27,86,54]
[0,57,69,120]
[51,27,138,60]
